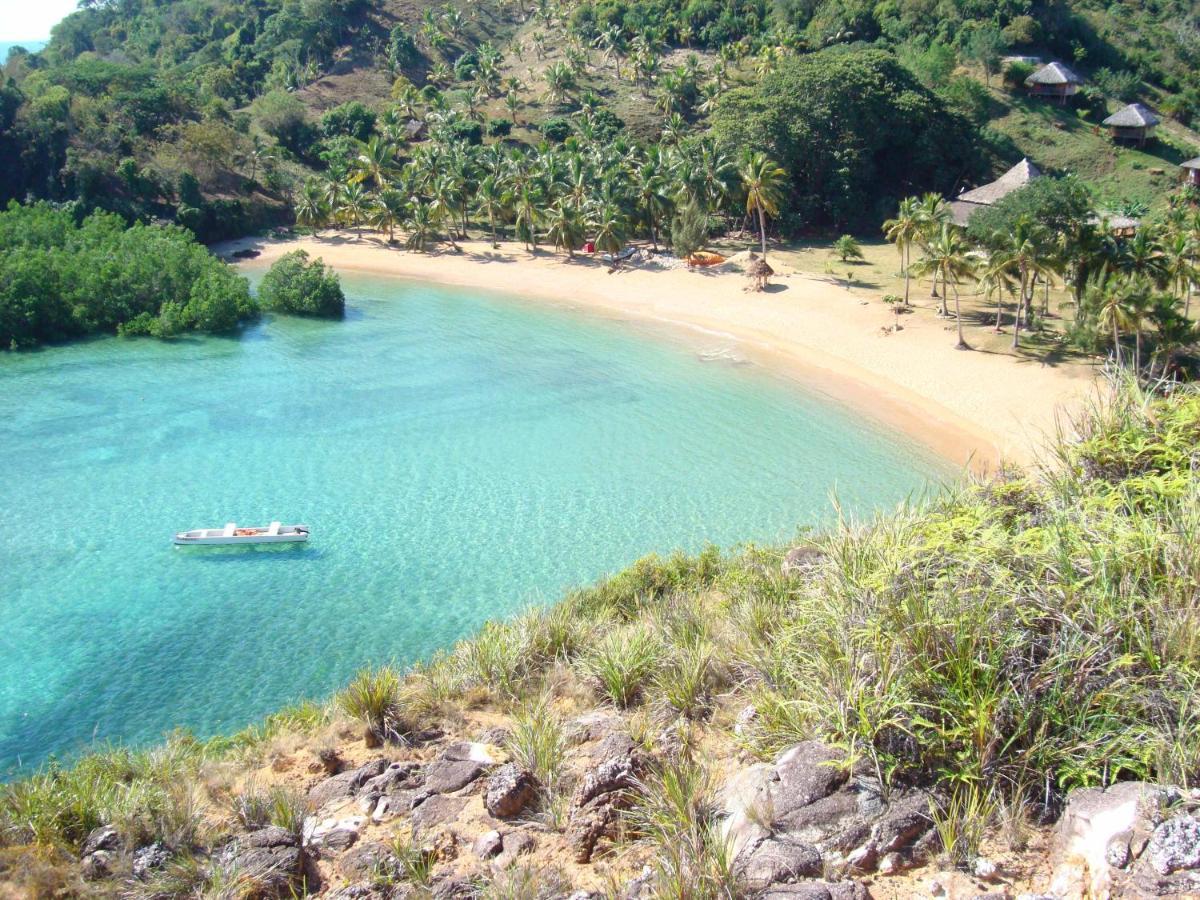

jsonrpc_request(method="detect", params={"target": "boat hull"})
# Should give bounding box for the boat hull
[173,533,309,545]
[173,523,309,545]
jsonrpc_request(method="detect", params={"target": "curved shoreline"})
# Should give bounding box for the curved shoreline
[223,232,1100,472]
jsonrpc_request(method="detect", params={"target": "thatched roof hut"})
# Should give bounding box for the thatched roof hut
[1102,103,1159,146]
[948,158,1042,226]
[1025,62,1082,102]
[1180,157,1200,186]
[746,255,774,291]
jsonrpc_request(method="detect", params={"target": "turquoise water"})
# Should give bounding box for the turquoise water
[0,272,946,772]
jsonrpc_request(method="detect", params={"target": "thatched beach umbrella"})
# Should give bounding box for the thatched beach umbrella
[746,255,774,291]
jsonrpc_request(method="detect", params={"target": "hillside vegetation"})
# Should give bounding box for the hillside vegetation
[2,0,1200,242]
[2,379,1197,896]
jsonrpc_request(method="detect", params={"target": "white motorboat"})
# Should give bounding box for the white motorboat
[173,521,309,545]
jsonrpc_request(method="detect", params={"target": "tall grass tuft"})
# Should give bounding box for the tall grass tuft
[338,666,403,747]
[629,758,737,899]
[579,625,661,707]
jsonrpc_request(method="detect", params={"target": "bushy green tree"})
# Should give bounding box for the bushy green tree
[257,250,345,318]
[711,48,980,229]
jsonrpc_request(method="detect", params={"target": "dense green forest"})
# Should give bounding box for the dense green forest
[2,0,1199,243]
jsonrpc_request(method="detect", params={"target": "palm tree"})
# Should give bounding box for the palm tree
[295,180,327,229]
[474,175,507,248]
[1119,227,1167,285]
[543,62,576,107]
[428,174,463,250]
[1087,272,1135,366]
[738,150,786,259]
[369,188,407,244]
[353,136,398,191]
[340,182,371,239]
[1149,293,1196,378]
[634,153,673,250]
[591,199,628,257]
[883,197,921,305]
[912,224,977,349]
[988,217,1054,348]
[833,235,864,263]
[405,200,436,251]
[1160,230,1197,321]
[545,199,584,257]
[977,250,1017,334]
[513,183,540,253]
[916,193,951,311]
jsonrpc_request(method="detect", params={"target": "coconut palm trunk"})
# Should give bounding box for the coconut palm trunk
[757,206,768,258]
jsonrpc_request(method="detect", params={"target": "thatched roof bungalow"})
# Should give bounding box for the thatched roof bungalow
[1181,158,1200,187]
[948,158,1042,226]
[1025,62,1083,103]
[1102,103,1159,146]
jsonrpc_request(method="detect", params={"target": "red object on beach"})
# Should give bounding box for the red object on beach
[584,241,595,253]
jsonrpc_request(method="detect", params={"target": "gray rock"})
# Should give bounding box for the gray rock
[565,711,623,745]
[223,827,304,897]
[474,829,503,858]
[477,726,510,746]
[769,742,848,824]
[131,842,171,880]
[493,829,535,869]
[309,757,390,808]
[80,850,114,881]
[619,865,655,899]
[358,760,422,801]
[423,759,486,794]
[1148,815,1200,875]
[341,841,395,878]
[81,825,122,858]
[486,764,537,818]
[1049,781,1163,899]
[782,546,824,576]
[326,884,383,900]
[736,835,822,890]
[411,794,468,833]
[441,741,499,765]
[759,882,868,900]
[567,733,647,862]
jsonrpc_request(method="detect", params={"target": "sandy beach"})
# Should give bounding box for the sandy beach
[220,232,1100,471]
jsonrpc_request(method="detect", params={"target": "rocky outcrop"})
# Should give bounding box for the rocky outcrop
[719,741,937,895]
[309,758,391,809]
[131,842,170,880]
[220,826,305,897]
[485,763,537,818]
[1047,782,1200,898]
[567,733,648,862]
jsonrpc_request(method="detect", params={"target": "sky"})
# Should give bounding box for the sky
[0,0,78,41]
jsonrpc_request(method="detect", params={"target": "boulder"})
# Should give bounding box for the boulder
[493,829,536,869]
[80,850,115,881]
[222,826,304,897]
[1147,815,1200,875]
[81,825,122,858]
[358,760,422,802]
[759,881,868,900]
[411,795,468,833]
[326,884,383,900]
[769,742,849,825]
[131,842,171,880]
[486,764,537,818]
[305,815,365,853]
[473,829,503,859]
[441,741,499,765]
[565,711,624,745]
[1049,781,1163,899]
[567,733,648,862]
[782,546,825,576]
[341,841,395,879]
[423,759,487,794]
[720,763,774,860]
[309,758,390,809]
[735,835,823,890]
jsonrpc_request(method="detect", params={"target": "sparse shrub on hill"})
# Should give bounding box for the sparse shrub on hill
[257,250,345,319]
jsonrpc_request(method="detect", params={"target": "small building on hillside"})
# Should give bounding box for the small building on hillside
[1181,158,1200,187]
[1025,62,1083,103]
[948,158,1043,226]
[1102,103,1159,146]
